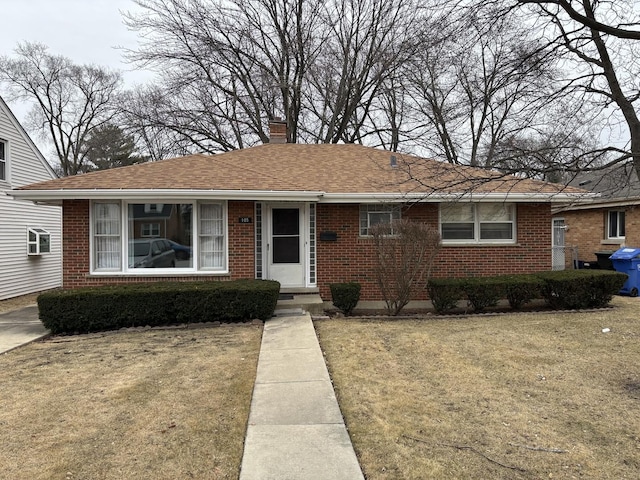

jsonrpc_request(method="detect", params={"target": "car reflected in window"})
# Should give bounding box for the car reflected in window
[129,239,176,268]
[167,239,192,260]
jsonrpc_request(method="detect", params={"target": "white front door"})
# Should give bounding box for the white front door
[552,217,566,270]
[267,204,305,287]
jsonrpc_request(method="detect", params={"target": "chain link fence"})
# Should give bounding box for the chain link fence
[552,245,579,271]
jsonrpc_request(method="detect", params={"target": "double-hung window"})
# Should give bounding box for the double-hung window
[93,203,121,269]
[141,223,160,237]
[359,204,401,236]
[0,140,6,181]
[92,201,227,273]
[199,203,226,270]
[607,210,625,240]
[440,203,515,243]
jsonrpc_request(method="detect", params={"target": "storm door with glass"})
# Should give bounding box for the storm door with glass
[267,205,305,287]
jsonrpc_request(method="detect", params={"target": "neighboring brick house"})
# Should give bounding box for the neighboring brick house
[553,164,640,268]
[13,123,589,302]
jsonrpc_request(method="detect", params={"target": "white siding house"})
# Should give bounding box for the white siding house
[0,97,61,300]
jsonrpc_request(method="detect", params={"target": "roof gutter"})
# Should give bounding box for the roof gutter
[11,189,596,205]
[553,196,640,213]
[320,192,597,203]
[10,189,326,204]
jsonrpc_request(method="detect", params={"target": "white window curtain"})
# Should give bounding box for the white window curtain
[199,203,225,269]
[440,203,515,242]
[478,204,514,240]
[94,203,121,269]
[441,203,475,240]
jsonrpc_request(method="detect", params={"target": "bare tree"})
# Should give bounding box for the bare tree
[117,0,640,186]
[122,0,434,149]
[302,0,424,144]
[119,85,209,160]
[404,9,587,172]
[505,0,640,180]
[0,42,122,175]
[123,0,324,150]
[518,0,640,40]
[490,131,599,182]
[370,219,441,316]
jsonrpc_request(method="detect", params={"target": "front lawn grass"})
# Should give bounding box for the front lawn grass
[0,325,262,479]
[315,296,640,479]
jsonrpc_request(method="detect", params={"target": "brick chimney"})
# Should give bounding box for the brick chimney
[268,118,288,144]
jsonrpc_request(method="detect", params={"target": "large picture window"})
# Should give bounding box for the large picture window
[92,201,226,273]
[440,203,515,243]
[128,203,193,269]
[607,210,625,240]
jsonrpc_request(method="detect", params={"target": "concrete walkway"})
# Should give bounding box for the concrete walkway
[240,312,364,480]
[1,305,364,477]
[0,305,49,354]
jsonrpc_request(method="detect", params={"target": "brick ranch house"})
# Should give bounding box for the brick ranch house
[12,130,590,306]
[553,164,640,269]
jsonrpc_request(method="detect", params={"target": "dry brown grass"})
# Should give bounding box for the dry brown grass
[0,324,262,479]
[315,296,640,480]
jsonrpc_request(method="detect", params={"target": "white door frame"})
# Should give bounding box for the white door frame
[264,202,307,288]
[552,217,566,270]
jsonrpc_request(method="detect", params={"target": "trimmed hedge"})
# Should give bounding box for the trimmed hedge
[38,280,280,334]
[500,274,544,310]
[535,270,627,309]
[427,278,464,313]
[427,270,626,314]
[462,277,504,312]
[330,282,361,316]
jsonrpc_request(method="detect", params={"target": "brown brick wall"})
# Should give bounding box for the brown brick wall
[562,205,640,263]
[62,199,553,301]
[316,203,553,301]
[61,200,255,289]
[62,199,91,288]
[228,201,256,277]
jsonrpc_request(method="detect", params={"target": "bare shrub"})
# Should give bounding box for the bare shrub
[370,219,441,315]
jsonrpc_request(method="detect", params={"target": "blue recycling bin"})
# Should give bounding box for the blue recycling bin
[609,247,640,296]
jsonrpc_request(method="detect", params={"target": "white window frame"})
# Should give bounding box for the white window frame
[140,223,160,237]
[607,210,625,240]
[359,204,401,236]
[0,139,7,182]
[92,202,122,271]
[198,202,228,271]
[144,203,163,213]
[440,203,516,244]
[90,200,228,275]
[27,227,51,255]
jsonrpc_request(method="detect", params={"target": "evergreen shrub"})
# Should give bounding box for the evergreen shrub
[330,282,361,316]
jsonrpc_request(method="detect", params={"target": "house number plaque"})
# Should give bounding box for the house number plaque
[238,217,252,224]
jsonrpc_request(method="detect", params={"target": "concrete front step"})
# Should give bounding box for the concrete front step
[275,294,324,315]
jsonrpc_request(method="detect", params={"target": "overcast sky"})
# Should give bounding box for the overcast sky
[0,0,152,123]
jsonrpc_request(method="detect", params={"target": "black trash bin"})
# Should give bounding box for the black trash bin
[610,247,640,297]
[595,251,615,270]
